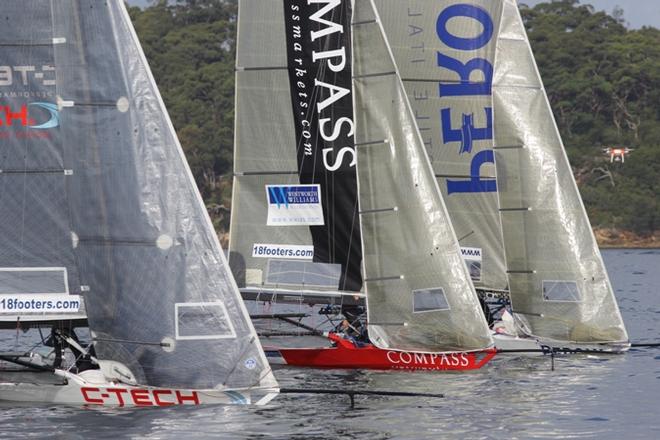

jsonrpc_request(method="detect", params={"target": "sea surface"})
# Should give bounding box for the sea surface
[0,249,658,439]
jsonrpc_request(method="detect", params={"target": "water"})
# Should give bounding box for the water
[1,249,659,439]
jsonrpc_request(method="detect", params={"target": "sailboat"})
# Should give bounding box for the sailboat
[373,0,629,352]
[230,0,498,370]
[0,0,278,405]
[232,0,629,366]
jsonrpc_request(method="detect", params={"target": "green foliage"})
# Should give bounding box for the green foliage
[130,0,237,212]
[521,1,659,235]
[131,1,658,236]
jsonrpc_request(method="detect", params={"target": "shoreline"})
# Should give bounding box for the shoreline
[594,228,659,249]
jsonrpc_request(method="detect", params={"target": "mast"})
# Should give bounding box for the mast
[491,0,628,344]
[43,0,277,391]
[352,0,493,353]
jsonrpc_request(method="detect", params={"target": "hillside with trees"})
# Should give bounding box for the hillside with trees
[129,0,659,247]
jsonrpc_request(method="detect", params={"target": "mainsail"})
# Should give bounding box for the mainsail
[492,0,628,343]
[352,0,492,352]
[230,0,363,297]
[0,1,86,327]
[0,0,278,391]
[374,0,509,292]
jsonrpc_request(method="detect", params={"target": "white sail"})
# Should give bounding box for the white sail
[368,0,627,347]
[0,0,278,394]
[352,0,493,352]
[373,0,509,292]
[492,0,628,344]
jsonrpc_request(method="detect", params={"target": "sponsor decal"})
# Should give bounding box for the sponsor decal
[28,102,59,129]
[435,4,497,195]
[266,184,325,226]
[0,101,59,139]
[0,294,81,313]
[385,351,470,368]
[461,247,483,282]
[0,65,57,88]
[252,243,314,260]
[80,387,200,407]
[244,358,257,370]
[283,0,363,291]
[460,246,483,261]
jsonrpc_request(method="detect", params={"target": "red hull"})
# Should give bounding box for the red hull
[273,333,496,371]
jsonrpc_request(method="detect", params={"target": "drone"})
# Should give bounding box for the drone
[602,147,634,163]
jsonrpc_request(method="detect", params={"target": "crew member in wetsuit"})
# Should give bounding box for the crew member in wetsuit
[45,327,96,372]
[339,304,369,345]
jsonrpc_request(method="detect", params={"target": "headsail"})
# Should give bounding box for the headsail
[373,0,509,292]
[44,0,277,390]
[230,0,363,296]
[492,0,628,344]
[352,0,493,352]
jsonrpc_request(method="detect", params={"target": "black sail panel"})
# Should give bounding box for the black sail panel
[283,0,362,292]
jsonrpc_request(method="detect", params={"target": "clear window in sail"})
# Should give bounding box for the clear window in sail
[175,302,236,340]
[0,267,68,294]
[542,281,582,302]
[413,288,450,313]
[265,260,341,288]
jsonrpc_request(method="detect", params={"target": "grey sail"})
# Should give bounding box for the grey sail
[373,0,509,292]
[492,0,628,344]
[43,0,278,390]
[352,0,493,352]
[0,1,85,326]
[230,0,310,292]
[230,0,364,298]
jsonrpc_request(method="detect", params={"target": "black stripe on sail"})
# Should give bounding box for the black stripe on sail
[283,0,362,292]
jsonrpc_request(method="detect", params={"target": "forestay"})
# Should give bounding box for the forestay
[230,0,363,295]
[44,0,277,390]
[0,1,86,326]
[374,0,508,292]
[352,0,492,352]
[492,0,627,344]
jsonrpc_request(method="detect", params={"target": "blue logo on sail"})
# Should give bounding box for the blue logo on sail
[266,184,324,226]
[28,102,60,129]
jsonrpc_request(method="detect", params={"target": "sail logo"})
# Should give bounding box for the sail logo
[460,246,483,282]
[386,351,470,368]
[436,4,497,195]
[266,184,325,226]
[0,102,59,129]
[460,246,482,260]
[285,0,356,173]
[0,65,57,88]
[252,243,314,260]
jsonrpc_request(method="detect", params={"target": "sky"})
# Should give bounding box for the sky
[126,1,660,30]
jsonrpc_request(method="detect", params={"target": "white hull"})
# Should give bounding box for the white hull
[0,369,278,407]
